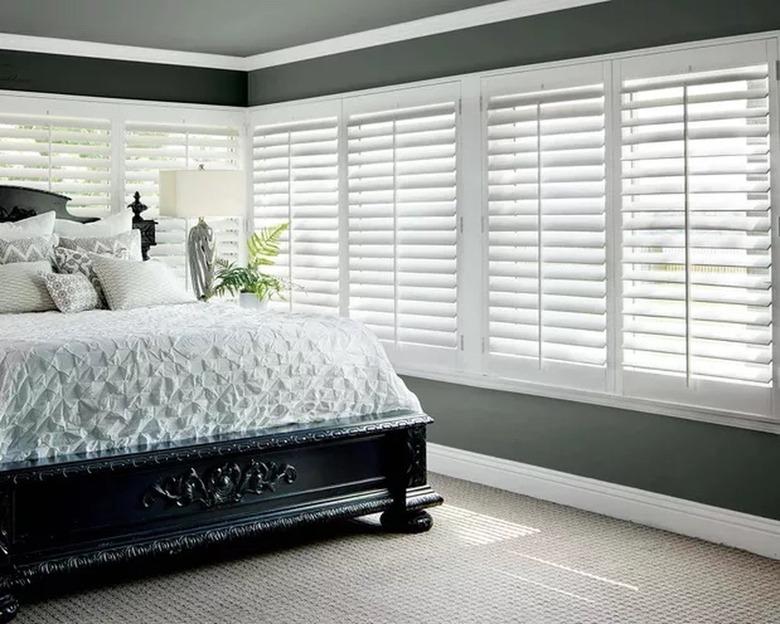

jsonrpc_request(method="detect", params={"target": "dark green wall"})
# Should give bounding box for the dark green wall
[403,376,780,521]
[248,0,780,105]
[0,49,246,106]
[3,0,777,107]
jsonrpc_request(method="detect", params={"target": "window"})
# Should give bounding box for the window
[252,113,340,314]
[0,113,112,218]
[124,121,241,283]
[345,86,459,366]
[483,66,607,390]
[619,42,773,415]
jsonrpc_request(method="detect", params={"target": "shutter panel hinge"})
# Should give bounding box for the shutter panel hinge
[459,215,464,234]
[479,94,484,111]
[481,215,485,234]
[481,337,486,353]
[460,334,464,350]
[458,98,462,115]
[776,60,780,81]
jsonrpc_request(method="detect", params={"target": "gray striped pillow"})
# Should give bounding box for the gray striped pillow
[0,261,56,313]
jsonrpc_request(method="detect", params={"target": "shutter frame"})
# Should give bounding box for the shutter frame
[618,45,774,417]
[483,64,609,391]
[252,114,340,315]
[345,85,460,365]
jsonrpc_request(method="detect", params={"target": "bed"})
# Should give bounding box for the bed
[0,186,441,622]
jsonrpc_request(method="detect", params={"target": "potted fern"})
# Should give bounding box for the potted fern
[210,223,290,310]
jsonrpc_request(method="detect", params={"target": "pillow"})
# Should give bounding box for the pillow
[58,230,141,261]
[0,236,55,264]
[91,255,194,310]
[53,247,127,307]
[54,211,131,238]
[0,212,56,240]
[0,261,56,313]
[44,272,100,313]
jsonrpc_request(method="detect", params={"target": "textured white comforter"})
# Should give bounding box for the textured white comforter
[0,303,420,462]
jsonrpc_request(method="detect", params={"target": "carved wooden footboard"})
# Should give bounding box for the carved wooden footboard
[0,411,442,622]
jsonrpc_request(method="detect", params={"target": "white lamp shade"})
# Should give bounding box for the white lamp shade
[158,169,245,218]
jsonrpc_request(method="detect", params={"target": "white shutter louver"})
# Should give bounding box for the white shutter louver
[124,122,240,283]
[621,63,772,391]
[485,80,607,384]
[347,100,458,354]
[0,114,111,217]
[252,117,340,314]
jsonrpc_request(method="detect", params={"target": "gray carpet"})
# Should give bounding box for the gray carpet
[18,474,780,623]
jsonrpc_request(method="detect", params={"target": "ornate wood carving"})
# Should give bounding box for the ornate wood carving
[0,206,34,223]
[132,219,157,261]
[1,414,431,485]
[406,425,427,488]
[142,459,297,509]
[0,492,10,561]
[0,186,94,225]
[5,490,442,591]
[0,593,17,623]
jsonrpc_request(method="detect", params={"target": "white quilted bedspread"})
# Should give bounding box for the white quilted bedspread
[0,303,421,462]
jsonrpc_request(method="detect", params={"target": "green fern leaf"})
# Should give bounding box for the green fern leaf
[248,222,288,266]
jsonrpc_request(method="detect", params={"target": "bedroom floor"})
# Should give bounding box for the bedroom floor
[19,474,780,624]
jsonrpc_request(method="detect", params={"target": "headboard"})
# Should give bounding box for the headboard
[0,185,97,223]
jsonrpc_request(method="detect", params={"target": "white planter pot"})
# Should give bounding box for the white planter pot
[239,293,269,311]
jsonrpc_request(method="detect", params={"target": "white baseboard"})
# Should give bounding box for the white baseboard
[427,443,780,560]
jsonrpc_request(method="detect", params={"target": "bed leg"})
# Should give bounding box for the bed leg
[381,426,435,534]
[0,592,18,623]
[380,509,433,533]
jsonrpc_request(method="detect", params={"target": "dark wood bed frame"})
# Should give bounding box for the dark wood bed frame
[0,186,442,622]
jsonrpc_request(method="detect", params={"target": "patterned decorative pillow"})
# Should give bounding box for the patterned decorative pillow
[0,236,55,265]
[58,230,141,261]
[92,255,194,310]
[53,247,128,308]
[0,261,56,313]
[44,272,101,313]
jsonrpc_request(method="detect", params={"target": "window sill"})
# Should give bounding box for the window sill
[394,365,780,435]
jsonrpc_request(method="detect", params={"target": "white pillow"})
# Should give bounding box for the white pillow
[91,255,194,310]
[0,212,56,240]
[54,211,131,238]
[0,261,56,313]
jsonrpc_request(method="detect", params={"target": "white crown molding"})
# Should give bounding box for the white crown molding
[427,443,780,560]
[0,0,609,71]
[0,32,245,70]
[244,0,609,70]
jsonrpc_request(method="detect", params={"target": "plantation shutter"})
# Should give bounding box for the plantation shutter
[346,89,458,363]
[252,116,339,314]
[124,122,241,283]
[484,69,607,389]
[619,43,773,414]
[0,114,111,217]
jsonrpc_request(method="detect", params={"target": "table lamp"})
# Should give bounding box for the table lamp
[159,166,245,300]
